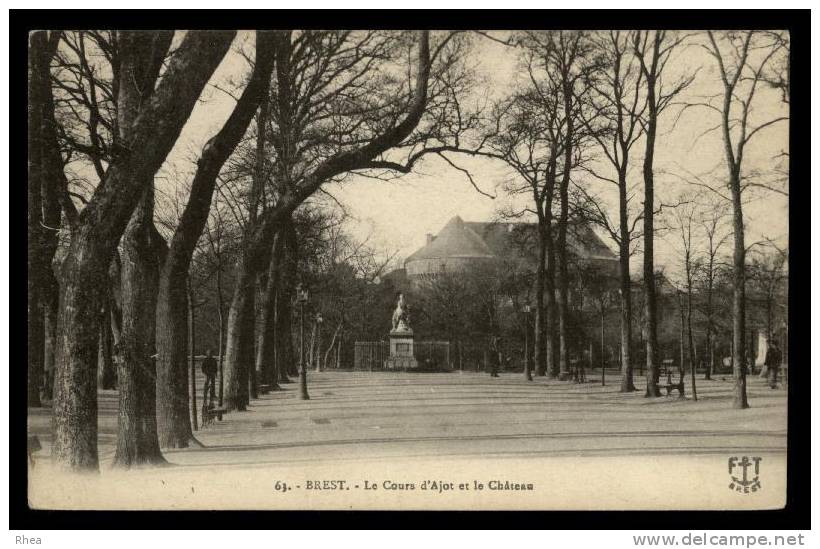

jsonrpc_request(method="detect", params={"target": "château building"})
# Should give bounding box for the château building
[393,215,618,284]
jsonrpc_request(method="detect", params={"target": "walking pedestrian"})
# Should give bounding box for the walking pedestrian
[201,348,218,405]
[765,340,783,389]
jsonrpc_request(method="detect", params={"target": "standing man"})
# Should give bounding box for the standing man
[201,348,218,405]
[765,340,783,389]
[489,334,501,378]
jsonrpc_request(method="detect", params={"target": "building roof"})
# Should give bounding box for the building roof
[405,216,495,262]
[405,216,617,268]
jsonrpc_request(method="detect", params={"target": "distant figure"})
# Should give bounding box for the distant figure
[489,335,501,377]
[201,348,218,405]
[765,340,783,389]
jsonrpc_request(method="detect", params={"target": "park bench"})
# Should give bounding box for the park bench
[27,435,41,466]
[569,358,587,383]
[202,405,227,426]
[659,358,684,397]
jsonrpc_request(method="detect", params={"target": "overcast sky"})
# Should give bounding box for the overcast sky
[157,30,789,278]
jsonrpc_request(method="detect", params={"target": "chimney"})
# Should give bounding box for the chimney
[426,233,434,245]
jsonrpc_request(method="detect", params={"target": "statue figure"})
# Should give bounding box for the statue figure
[391,293,411,332]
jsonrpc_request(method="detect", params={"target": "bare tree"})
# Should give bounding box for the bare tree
[704,30,788,409]
[517,31,596,380]
[667,199,699,401]
[578,31,647,393]
[477,33,584,379]
[696,198,731,380]
[631,30,694,397]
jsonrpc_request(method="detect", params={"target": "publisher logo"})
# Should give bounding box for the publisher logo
[728,456,762,493]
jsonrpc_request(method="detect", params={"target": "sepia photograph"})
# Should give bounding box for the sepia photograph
[18,12,804,522]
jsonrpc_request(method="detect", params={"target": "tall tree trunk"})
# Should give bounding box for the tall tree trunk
[52,31,233,471]
[324,322,342,371]
[53,231,105,469]
[535,209,557,378]
[556,63,575,382]
[642,117,661,397]
[556,189,570,381]
[221,83,279,410]
[43,274,59,400]
[279,222,298,380]
[113,187,166,467]
[223,254,257,411]
[155,31,274,428]
[730,176,749,408]
[704,325,713,380]
[248,320,259,401]
[617,176,635,392]
[308,322,318,371]
[545,229,557,379]
[155,261,196,447]
[533,230,547,377]
[256,233,284,386]
[216,267,226,407]
[600,309,606,386]
[705,259,715,380]
[188,281,199,431]
[686,283,697,401]
[336,338,342,370]
[27,32,51,408]
[38,29,63,403]
[298,301,310,400]
[678,294,686,388]
[275,284,296,382]
[111,30,176,466]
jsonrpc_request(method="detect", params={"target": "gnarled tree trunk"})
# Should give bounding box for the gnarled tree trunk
[112,30,176,467]
[113,187,166,467]
[52,31,234,470]
[155,262,195,447]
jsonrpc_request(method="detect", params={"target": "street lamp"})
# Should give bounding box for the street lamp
[523,303,533,382]
[315,312,324,372]
[295,284,310,400]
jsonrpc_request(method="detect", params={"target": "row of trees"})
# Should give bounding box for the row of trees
[445,30,788,408]
[28,30,481,472]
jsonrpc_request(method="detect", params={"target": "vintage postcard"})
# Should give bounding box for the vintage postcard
[26,27,790,511]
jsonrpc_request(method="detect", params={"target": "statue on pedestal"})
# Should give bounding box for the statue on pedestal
[391,293,411,333]
[385,293,418,370]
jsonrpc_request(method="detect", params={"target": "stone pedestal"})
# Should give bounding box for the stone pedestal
[384,329,418,370]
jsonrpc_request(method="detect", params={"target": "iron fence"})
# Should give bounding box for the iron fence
[354,340,452,371]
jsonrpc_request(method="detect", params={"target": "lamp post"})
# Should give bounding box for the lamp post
[523,303,533,381]
[295,284,310,400]
[315,312,324,372]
